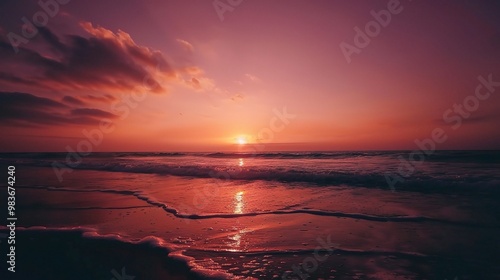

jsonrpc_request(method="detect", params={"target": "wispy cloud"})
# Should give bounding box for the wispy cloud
[245,73,261,83]
[176,39,194,52]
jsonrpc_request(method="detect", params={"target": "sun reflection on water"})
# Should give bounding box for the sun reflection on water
[234,191,244,214]
[229,233,241,248]
[228,191,246,251]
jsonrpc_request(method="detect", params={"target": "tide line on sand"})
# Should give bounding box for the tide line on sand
[18,184,498,229]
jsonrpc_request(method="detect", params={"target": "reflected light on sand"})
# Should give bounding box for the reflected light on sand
[229,233,241,249]
[228,191,246,251]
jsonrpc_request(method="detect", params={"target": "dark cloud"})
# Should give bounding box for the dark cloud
[462,113,500,124]
[0,71,41,87]
[71,108,117,119]
[436,112,500,127]
[81,94,117,103]
[62,96,86,106]
[1,92,67,110]
[0,23,176,95]
[0,91,118,127]
[0,22,210,131]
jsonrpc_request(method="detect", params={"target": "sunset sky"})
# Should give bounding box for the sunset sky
[1,0,499,152]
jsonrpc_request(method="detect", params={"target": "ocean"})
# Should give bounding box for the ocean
[1,151,499,279]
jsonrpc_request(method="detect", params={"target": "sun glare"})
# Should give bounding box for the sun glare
[236,136,247,145]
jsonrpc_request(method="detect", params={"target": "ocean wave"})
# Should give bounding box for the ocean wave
[2,151,499,192]
[37,160,500,192]
[202,152,389,159]
[425,150,500,163]
[2,150,499,161]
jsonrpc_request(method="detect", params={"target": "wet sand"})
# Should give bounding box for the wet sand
[1,166,499,279]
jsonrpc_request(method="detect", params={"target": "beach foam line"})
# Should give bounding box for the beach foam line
[0,226,486,266]
[183,246,490,267]
[186,246,430,259]
[17,185,497,228]
[0,226,245,280]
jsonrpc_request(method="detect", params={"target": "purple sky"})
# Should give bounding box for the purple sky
[1,0,499,151]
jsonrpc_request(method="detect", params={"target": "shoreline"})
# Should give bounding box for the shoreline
[0,227,222,280]
[2,227,499,279]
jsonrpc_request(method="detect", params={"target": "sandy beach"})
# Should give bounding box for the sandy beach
[1,158,499,279]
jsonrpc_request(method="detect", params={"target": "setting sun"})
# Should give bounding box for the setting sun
[236,136,247,145]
